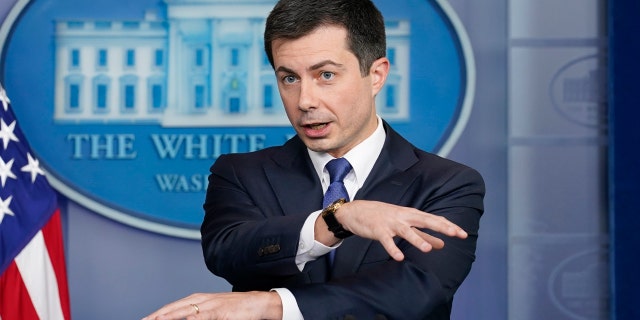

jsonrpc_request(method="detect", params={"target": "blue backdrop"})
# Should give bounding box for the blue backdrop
[0,0,619,319]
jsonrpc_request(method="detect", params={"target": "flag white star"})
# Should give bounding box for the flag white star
[0,195,14,224]
[21,152,45,183]
[0,118,19,149]
[0,86,10,111]
[0,156,17,187]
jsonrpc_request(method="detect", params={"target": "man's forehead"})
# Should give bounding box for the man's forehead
[271,30,353,71]
[275,26,345,42]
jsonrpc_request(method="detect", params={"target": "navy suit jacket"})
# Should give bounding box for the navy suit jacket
[201,122,485,319]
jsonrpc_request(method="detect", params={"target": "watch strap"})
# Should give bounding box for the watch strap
[321,198,353,239]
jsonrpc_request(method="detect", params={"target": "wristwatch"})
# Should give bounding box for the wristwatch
[321,198,353,239]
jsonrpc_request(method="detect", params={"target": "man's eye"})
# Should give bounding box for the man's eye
[283,75,297,84]
[321,72,335,80]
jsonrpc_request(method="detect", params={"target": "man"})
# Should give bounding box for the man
[143,0,484,319]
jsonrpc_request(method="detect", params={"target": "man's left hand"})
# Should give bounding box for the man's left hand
[142,291,283,320]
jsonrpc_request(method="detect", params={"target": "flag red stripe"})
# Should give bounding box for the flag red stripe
[42,209,72,320]
[0,261,41,320]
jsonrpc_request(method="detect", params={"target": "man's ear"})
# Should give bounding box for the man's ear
[370,57,390,96]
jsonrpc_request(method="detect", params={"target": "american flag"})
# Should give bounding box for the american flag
[0,83,71,319]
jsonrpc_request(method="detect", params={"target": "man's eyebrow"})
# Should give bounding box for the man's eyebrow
[309,60,344,71]
[275,60,344,74]
[275,66,296,74]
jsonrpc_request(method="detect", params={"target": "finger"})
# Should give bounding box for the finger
[155,303,201,320]
[143,302,182,320]
[143,298,201,320]
[397,225,433,253]
[379,236,405,261]
[412,213,467,239]
[418,231,445,250]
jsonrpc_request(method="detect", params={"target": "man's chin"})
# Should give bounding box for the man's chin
[302,139,331,153]
[303,140,349,158]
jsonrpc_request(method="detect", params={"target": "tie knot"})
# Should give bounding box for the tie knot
[325,158,352,183]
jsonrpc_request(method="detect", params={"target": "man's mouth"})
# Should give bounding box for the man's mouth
[305,123,329,130]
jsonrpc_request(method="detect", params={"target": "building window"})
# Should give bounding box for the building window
[387,48,396,66]
[229,97,240,113]
[120,75,138,112]
[263,85,273,109]
[96,84,108,110]
[385,21,400,29]
[93,75,111,112]
[386,85,396,108]
[125,49,135,68]
[125,85,135,109]
[97,49,108,68]
[194,85,205,108]
[69,84,80,109]
[70,49,80,68]
[67,21,84,29]
[195,49,204,67]
[192,46,210,70]
[151,84,164,110]
[231,48,239,66]
[154,49,164,67]
[65,75,84,112]
[122,21,140,30]
[147,77,166,112]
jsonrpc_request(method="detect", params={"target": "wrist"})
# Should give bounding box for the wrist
[259,291,283,320]
[321,198,353,239]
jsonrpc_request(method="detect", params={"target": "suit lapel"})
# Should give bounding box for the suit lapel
[264,136,325,217]
[332,124,419,278]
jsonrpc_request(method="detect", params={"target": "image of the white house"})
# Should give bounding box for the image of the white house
[53,0,410,127]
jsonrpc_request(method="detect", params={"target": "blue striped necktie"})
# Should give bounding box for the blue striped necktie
[323,158,352,265]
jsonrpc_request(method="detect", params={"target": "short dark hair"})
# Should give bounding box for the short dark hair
[264,0,386,76]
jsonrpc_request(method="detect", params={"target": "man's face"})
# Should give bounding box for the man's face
[271,25,389,158]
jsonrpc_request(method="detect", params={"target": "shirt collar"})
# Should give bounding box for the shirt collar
[308,116,386,189]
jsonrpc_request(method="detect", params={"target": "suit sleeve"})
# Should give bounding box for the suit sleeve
[201,153,312,290]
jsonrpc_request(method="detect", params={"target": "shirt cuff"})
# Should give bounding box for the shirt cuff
[295,210,341,270]
[271,288,304,320]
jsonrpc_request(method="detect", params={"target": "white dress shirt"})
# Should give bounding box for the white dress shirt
[273,116,386,320]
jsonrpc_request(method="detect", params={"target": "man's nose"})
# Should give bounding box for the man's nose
[297,79,318,111]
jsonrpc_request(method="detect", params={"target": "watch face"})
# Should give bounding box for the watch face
[323,198,344,215]
[333,198,347,208]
